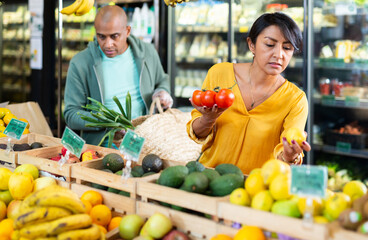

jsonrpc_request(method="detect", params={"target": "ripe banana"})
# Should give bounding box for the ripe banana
[60,0,83,15]
[14,206,72,229]
[57,224,101,240]
[20,214,92,239]
[75,0,94,16]
[22,186,85,214]
[34,192,86,214]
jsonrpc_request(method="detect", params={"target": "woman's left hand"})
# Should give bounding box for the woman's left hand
[281,131,311,164]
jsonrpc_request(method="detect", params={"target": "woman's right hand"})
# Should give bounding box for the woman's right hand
[189,98,227,122]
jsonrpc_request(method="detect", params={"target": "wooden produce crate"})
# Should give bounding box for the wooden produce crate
[72,159,141,199]
[0,133,61,168]
[70,183,136,215]
[137,174,227,217]
[72,157,188,200]
[17,144,121,182]
[106,201,237,240]
[217,201,328,240]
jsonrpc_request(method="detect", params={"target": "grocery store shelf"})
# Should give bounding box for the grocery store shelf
[3,54,30,59]
[318,59,368,70]
[175,56,224,64]
[177,25,228,33]
[322,5,367,15]
[3,38,30,42]
[2,72,31,77]
[313,143,368,159]
[313,96,368,109]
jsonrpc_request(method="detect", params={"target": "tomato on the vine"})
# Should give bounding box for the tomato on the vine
[215,89,235,108]
[201,90,217,108]
[192,90,203,107]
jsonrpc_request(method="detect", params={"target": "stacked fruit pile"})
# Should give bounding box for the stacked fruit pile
[60,0,94,16]
[12,185,103,239]
[157,161,244,197]
[163,0,190,7]
[49,146,100,163]
[228,158,368,229]
[0,107,30,137]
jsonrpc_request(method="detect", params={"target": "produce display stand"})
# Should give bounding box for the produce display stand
[0,133,62,168]
[70,183,136,215]
[17,144,122,181]
[137,174,227,217]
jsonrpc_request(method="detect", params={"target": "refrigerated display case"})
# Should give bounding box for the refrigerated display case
[0,3,30,103]
[310,0,368,177]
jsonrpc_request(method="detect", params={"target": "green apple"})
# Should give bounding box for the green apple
[14,164,39,180]
[119,214,145,240]
[145,213,172,239]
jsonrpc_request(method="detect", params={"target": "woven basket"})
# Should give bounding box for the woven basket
[117,98,202,164]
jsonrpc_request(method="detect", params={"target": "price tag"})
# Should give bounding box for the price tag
[345,96,359,107]
[335,2,357,16]
[4,118,27,140]
[290,165,327,198]
[336,141,351,153]
[61,127,85,158]
[119,129,145,162]
[321,95,336,106]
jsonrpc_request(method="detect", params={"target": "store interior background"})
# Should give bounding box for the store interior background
[0,0,367,182]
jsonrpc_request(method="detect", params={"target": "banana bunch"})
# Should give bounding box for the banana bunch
[60,0,95,16]
[163,0,190,7]
[11,185,104,240]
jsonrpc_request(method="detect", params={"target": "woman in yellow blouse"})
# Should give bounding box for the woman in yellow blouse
[186,12,311,174]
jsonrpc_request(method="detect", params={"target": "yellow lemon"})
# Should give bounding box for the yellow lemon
[249,168,261,175]
[3,113,16,126]
[261,159,290,186]
[343,180,367,201]
[0,168,12,191]
[14,164,39,180]
[0,108,10,119]
[324,192,351,221]
[230,188,251,206]
[297,197,324,217]
[269,173,291,200]
[0,201,6,221]
[0,126,6,137]
[245,171,266,197]
[17,118,29,129]
[285,127,306,146]
[251,190,274,211]
[8,172,34,200]
[0,120,4,127]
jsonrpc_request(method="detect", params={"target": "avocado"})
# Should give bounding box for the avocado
[202,169,220,183]
[131,165,144,177]
[142,154,163,173]
[30,142,43,149]
[0,144,7,149]
[180,172,209,194]
[91,182,108,191]
[185,161,205,173]
[209,173,244,196]
[107,187,120,194]
[215,163,244,181]
[118,190,130,197]
[13,143,31,151]
[102,153,124,173]
[142,172,156,177]
[157,166,189,188]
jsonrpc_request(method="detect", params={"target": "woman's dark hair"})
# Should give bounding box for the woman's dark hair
[248,12,303,53]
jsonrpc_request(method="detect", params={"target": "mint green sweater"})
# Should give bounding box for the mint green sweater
[64,35,170,145]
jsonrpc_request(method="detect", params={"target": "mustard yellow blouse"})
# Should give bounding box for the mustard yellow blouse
[186,62,308,174]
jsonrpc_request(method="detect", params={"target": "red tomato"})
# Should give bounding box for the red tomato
[201,90,217,108]
[192,90,203,107]
[215,89,235,108]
